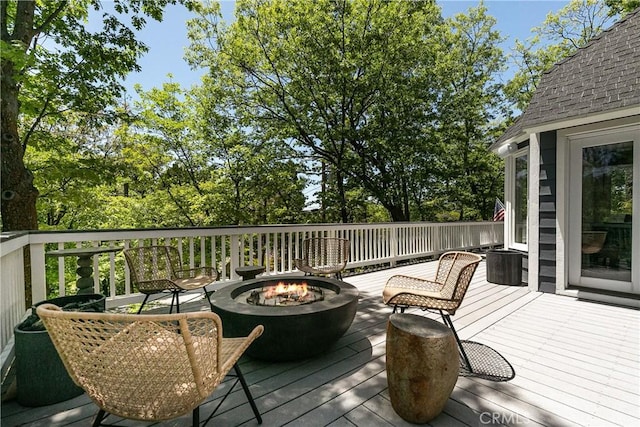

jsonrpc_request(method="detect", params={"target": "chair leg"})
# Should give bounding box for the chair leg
[169,291,181,314]
[235,363,262,424]
[391,305,406,314]
[204,286,214,311]
[192,406,199,426]
[137,295,150,314]
[201,364,262,426]
[440,311,472,372]
[92,409,107,427]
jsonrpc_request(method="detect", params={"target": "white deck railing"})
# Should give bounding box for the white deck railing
[0,222,502,355]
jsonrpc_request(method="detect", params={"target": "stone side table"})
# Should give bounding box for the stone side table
[386,313,458,423]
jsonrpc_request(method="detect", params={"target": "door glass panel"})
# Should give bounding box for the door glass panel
[581,141,633,282]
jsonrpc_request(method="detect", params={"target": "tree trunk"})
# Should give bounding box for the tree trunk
[387,205,408,222]
[1,0,40,231]
[1,62,39,231]
[335,168,349,223]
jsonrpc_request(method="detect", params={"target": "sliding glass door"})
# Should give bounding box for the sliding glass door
[569,126,639,294]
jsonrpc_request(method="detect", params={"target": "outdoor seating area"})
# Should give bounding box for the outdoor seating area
[2,258,639,426]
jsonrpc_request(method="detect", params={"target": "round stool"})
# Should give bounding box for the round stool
[235,265,265,280]
[386,313,458,423]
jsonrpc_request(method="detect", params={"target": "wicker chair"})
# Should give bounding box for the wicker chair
[382,251,482,371]
[581,231,607,254]
[124,245,218,314]
[37,303,264,427]
[295,237,350,280]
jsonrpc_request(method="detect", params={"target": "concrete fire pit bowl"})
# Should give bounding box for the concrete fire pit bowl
[210,276,359,362]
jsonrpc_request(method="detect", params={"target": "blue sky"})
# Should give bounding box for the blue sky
[102,0,570,97]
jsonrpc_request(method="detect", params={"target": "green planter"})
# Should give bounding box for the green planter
[14,294,106,407]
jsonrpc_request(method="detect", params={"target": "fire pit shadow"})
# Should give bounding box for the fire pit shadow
[210,276,359,362]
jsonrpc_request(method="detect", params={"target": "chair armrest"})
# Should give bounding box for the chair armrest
[219,325,265,375]
[382,275,444,305]
[174,267,219,280]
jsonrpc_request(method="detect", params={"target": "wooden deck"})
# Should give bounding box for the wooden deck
[2,259,639,426]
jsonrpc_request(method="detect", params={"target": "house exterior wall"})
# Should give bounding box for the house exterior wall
[538,131,558,293]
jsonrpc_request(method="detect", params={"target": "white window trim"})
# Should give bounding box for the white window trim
[505,147,529,253]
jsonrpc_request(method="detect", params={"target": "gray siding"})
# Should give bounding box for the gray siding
[539,131,557,293]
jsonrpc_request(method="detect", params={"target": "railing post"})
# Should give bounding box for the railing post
[230,234,241,280]
[29,243,46,305]
[390,225,398,267]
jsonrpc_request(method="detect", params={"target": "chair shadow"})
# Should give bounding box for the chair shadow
[458,340,516,382]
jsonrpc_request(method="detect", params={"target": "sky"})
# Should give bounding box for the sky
[94,0,573,98]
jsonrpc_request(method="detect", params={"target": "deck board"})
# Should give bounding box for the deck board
[2,259,639,427]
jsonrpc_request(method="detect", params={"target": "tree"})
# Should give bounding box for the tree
[605,0,640,15]
[187,0,444,222]
[187,0,508,223]
[504,0,619,111]
[1,0,186,231]
[431,4,506,221]
[28,115,126,229]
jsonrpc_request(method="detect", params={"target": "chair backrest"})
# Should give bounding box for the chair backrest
[124,246,183,291]
[581,231,607,254]
[37,303,223,421]
[435,251,483,302]
[302,237,350,269]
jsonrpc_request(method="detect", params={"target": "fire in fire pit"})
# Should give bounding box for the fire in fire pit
[246,281,324,306]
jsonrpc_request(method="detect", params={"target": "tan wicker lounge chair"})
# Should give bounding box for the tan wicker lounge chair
[124,245,218,313]
[581,231,607,254]
[37,303,264,427]
[294,237,350,279]
[382,251,482,371]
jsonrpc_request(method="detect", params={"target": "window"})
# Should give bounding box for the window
[506,148,528,251]
[514,154,528,245]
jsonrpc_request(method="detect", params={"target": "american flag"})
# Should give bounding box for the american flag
[493,198,505,221]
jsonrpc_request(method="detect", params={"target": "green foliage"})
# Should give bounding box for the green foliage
[605,0,639,15]
[186,0,505,223]
[17,0,513,230]
[1,0,198,231]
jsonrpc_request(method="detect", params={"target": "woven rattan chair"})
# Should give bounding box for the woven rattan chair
[124,245,218,314]
[382,251,482,371]
[294,237,350,279]
[581,231,607,254]
[37,303,264,427]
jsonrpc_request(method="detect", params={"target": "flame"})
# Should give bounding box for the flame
[264,281,308,299]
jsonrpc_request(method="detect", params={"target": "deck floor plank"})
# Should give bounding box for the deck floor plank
[2,259,639,427]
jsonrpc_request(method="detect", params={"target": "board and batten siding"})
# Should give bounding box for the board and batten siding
[538,130,558,293]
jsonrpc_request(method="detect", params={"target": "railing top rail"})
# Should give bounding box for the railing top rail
[3,221,500,245]
[0,233,30,256]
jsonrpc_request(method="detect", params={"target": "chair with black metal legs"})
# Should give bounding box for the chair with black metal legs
[382,251,482,372]
[37,303,264,427]
[124,245,218,313]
